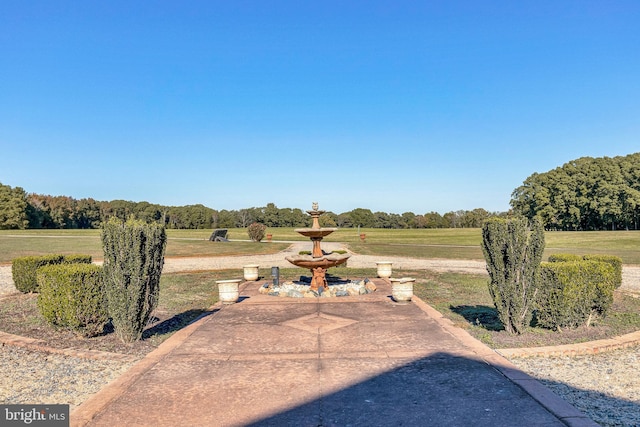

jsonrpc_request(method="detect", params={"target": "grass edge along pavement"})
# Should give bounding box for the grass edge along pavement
[411,269,640,351]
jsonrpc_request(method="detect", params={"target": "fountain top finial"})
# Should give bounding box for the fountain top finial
[312,202,318,211]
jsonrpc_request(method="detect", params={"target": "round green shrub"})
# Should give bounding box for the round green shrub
[537,260,615,330]
[12,254,94,293]
[36,263,108,337]
[12,255,65,293]
[583,255,622,289]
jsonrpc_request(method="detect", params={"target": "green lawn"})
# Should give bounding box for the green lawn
[410,269,640,349]
[1,227,639,351]
[2,228,639,264]
[0,229,288,264]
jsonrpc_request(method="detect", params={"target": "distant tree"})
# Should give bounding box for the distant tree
[290,208,310,226]
[387,213,403,228]
[373,211,393,228]
[400,212,416,228]
[423,211,445,228]
[348,208,376,228]
[0,183,29,229]
[319,213,337,227]
[335,213,353,228]
[76,198,102,228]
[217,210,238,228]
[511,153,640,230]
[460,208,491,228]
[260,203,280,227]
[238,209,255,228]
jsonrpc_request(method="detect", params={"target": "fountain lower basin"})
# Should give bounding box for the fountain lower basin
[285,253,350,269]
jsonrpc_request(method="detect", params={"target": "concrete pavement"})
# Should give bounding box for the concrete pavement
[71,279,596,427]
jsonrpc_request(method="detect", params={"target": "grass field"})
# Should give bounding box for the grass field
[1,228,639,264]
[1,228,639,351]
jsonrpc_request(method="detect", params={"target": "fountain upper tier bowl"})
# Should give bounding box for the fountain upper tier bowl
[294,228,337,238]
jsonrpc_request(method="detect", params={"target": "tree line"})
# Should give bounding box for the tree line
[4,151,638,231]
[510,152,640,230]
[0,183,501,230]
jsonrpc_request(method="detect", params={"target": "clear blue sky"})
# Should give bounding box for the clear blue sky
[2,1,639,215]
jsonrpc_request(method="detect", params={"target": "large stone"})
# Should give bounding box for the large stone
[347,288,360,296]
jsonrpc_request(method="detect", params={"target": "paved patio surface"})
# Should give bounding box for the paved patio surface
[71,280,597,427]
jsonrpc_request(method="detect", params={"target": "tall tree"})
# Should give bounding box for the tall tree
[511,153,640,230]
[0,183,29,229]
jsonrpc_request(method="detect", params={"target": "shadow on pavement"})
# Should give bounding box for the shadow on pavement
[244,352,582,427]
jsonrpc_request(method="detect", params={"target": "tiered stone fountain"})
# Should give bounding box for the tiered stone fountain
[285,203,350,292]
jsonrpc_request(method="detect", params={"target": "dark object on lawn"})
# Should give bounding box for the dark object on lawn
[209,229,229,242]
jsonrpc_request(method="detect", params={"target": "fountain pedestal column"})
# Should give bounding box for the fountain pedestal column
[311,237,323,258]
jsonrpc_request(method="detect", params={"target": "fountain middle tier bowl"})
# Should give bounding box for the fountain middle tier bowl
[294,228,338,238]
[285,253,350,269]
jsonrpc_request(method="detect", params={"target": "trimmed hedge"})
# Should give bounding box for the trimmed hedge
[12,254,93,293]
[36,263,108,337]
[12,255,65,293]
[583,255,622,289]
[537,260,616,330]
[549,253,622,289]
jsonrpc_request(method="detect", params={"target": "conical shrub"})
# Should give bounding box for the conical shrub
[101,217,166,343]
[481,216,545,334]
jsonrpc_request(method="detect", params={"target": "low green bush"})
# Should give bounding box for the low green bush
[12,254,93,293]
[12,255,65,293]
[583,255,622,289]
[537,260,616,330]
[549,253,622,289]
[36,263,108,337]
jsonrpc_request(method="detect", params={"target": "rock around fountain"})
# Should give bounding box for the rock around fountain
[285,203,351,292]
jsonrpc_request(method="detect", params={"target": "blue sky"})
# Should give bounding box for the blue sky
[1,1,639,215]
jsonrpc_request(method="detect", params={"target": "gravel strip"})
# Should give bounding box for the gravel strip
[0,266,14,296]
[0,345,134,410]
[509,345,640,427]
